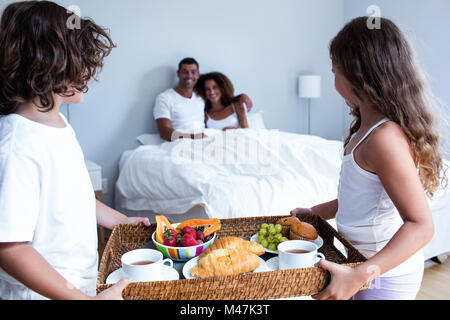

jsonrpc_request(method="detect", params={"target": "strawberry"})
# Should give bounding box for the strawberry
[163,237,176,247]
[163,229,177,247]
[179,233,198,247]
[182,226,196,235]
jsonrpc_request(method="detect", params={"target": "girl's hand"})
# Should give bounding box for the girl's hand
[120,217,151,227]
[290,208,313,217]
[93,278,131,300]
[312,259,369,300]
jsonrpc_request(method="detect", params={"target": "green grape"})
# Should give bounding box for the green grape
[274,224,282,233]
[280,237,289,242]
[257,235,264,243]
[268,243,277,251]
[268,226,277,235]
[274,233,282,240]
[260,239,269,248]
[259,228,267,236]
[261,223,269,230]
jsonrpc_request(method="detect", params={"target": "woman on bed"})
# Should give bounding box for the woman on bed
[195,72,249,131]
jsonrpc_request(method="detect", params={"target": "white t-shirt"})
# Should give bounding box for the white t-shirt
[153,88,205,134]
[0,114,98,299]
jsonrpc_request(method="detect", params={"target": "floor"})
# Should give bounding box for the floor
[416,254,450,300]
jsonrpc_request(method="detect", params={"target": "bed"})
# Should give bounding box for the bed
[115,128,450,261]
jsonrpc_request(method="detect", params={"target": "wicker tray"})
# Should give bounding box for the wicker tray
[97,215,369,300]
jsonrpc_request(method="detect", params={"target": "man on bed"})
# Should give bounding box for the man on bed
[154,57,253,142]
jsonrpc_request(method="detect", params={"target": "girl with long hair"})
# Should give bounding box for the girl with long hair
[292,17,447,300]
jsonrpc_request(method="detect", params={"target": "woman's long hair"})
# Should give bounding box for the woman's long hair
[330,17,447,198]
[0,1,115,114]
[195,72,239,112]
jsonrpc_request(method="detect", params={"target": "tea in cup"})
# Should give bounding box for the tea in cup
[121,248,173,282]
[277,240,325,270]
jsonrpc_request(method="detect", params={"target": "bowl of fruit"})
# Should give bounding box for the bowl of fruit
[152,216,220,261]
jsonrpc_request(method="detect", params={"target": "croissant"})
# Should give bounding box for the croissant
[190,248,260,278]
[199,236,265,259]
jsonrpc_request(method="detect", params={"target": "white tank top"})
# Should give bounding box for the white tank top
[336,118,423,277]
[206,104,240,130]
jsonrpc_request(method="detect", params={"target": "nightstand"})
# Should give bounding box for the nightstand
[85,160,108,247]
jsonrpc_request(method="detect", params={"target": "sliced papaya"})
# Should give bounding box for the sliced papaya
[155,215,177,244]
[176,218,221,236]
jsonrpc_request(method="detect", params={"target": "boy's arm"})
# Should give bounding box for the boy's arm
[0,242,89,300]
[96,200,150,230]
[0,242,130,300]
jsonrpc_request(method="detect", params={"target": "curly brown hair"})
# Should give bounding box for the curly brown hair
[195,72,239,112]
[0,1,115,115]
[330,17,447,198]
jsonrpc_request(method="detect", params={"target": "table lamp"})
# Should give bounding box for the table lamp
[299,75,321,135]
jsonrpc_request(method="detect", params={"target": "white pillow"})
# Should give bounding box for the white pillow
[246,111,266,129]
[136,133,164,145]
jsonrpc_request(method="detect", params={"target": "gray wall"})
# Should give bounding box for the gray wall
[1,0,448,208]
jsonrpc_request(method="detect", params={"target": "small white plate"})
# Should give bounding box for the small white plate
[106,265,179,284]
[265,256,322,271]
[183,255,269,279]
[250,234,324,255]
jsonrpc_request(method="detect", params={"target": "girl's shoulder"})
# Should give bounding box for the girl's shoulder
[367,121,409,150]
[361,121,413,168]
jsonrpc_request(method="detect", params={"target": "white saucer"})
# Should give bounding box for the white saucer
[183,256,269,279]
[265,256,322,271]
[250,234,324,255]
[106,265,179,284]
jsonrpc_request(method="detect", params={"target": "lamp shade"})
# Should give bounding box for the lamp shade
[298,75,321,98]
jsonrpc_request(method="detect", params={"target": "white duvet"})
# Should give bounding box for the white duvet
[116,129,343,219]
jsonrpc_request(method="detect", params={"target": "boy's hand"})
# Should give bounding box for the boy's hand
[120,217,151,227]
[94,278,131,300]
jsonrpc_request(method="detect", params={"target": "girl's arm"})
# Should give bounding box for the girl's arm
[314,124,434,300]
[235,102,249,129]
[0,242,129,300]
[96,200,150,230]
[291,199,338,220]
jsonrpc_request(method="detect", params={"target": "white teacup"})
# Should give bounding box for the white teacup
[278,240,325,270]
[121,249,173,282]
